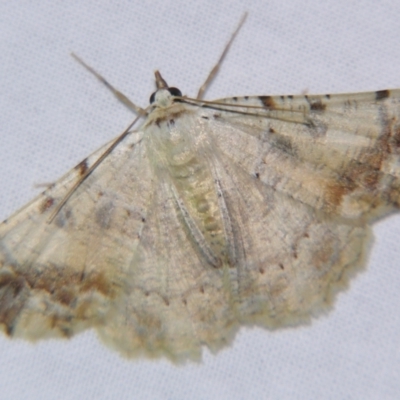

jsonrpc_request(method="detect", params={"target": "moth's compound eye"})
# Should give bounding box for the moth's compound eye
[168,87,182,97]
[149,92,156,104]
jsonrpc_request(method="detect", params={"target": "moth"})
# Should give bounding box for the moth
[1,14,399,362]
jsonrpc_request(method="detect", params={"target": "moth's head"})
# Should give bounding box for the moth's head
[149,70,182,108]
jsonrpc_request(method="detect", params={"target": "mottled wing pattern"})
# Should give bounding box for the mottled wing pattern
[187,89,400,334]
[0,88,399,362]
[211,89,400,220]
[0,131,152,339]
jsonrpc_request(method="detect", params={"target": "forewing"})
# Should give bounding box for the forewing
[0,130,152,339]
[192,90,400,327]
[0,115,241,361]
[210,90,400,220]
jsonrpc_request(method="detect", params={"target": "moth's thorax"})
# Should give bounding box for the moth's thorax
[144,101,189,129]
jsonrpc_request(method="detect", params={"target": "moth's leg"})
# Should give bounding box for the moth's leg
[196,13,247,100]
[71,53,146,116]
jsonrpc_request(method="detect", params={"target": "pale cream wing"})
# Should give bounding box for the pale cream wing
[97,174,240,361]
[95,111,244,361]
[209,89,400,220]
[0,130,152,339]
[186,90,400,328]
[1,89,400,363]
[0,113,242,362]
[204,147,369,328]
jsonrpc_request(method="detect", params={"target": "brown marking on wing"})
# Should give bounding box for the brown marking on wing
[310,100,326,111]
[80,271,115,296]
[346,160,381,189]
[0,262,117,336]
[39,196,55,213]
[75,158,89,176]
[324,107,400,213]
[0,271,27,335]
[259,96,276,110]
[325,181,352,210]
[48,314,74,338]
[375,89,390,100]
[387,120,400,154]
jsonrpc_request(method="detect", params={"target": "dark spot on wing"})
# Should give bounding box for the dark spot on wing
[39,196,55,213]
[95,201,114,229]
[233,97,238,101]
[0,263,117,337]
[259,96,276,110]
[279,263,284,270]
[310,100,326,111]
[75,159,88,176]
[53,288,75,306]
[168,119,175,127]
[391,125,400,153]
[288,95,293,100]
[201,116,209,120]
[270,135,295,155]
[0,273,27,335]
[244,96,249,100]
[54,208,72,228]
[376,90,390,100]
[326,178,357,209]
[325,94,331,99]
[255,172,260,179]
[307,119,328,137]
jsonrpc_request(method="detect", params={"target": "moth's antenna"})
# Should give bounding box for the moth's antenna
[196,12,248,100]
[71,52,147,116]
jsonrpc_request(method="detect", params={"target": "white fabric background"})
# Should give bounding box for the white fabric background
[1,1,400,399]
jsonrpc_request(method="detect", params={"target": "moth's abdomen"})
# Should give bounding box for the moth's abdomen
[147,112,233,267]
[169,149,232,268]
